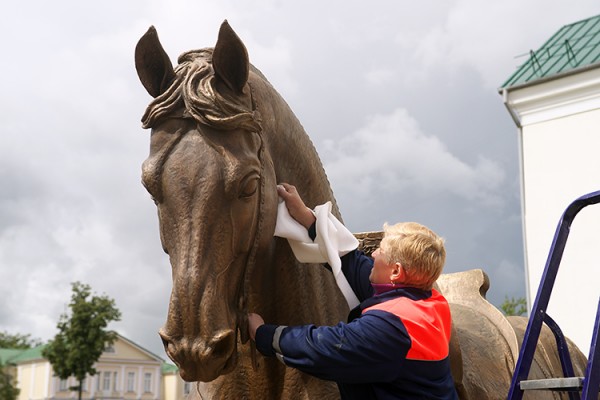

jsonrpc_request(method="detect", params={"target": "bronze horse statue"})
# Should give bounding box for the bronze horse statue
[135,21,589,399]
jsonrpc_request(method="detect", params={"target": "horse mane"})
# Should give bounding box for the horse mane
[141,48,261,133]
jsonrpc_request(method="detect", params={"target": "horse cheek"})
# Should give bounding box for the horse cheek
[230,199,260,254]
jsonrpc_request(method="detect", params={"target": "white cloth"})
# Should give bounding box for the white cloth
[274,200,360,309]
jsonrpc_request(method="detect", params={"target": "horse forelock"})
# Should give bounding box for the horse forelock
[141,48,261,133]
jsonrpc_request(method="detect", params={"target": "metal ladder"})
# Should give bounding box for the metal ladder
[508,190,600,400]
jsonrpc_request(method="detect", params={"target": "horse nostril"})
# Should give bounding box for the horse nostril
[209,330,236,358]
[158,330,174,353]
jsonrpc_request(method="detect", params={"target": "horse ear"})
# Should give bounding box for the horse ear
[212,20,249,94]
[135,26,176,98]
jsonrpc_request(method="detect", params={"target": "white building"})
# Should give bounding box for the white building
[500,14,600,355]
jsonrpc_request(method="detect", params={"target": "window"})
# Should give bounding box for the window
[113,371,118,392]
[103,371,111,392]
[127,372,135,392]
[143,372,152,393]
[104,344,115,353]
[59,378,68,391]
[184,382,191,395]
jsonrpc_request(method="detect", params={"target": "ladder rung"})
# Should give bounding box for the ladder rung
[520,377,583,391]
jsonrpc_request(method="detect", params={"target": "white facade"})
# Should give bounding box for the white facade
[501,66,600,355]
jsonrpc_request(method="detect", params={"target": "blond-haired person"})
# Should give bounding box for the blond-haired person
[249,183,458,400]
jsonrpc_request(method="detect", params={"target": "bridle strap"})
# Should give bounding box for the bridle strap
[237,82,265,371]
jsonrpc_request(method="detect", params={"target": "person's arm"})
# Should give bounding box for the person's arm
[339,250,374,301]
[249,313,284,359]
[250,311,410,383]
[307,224,374,301]
[277,182,373,300]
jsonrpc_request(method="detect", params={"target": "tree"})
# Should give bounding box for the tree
[0,362,20,400]
[43,282,121,400]
[0,331,42,349]
[500,296,527,316]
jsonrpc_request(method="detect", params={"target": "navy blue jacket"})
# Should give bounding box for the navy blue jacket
[255,246,458,399]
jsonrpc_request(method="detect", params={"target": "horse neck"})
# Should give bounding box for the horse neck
[253,83,341,219]
[249,76,350,324]
[277,127,340,216]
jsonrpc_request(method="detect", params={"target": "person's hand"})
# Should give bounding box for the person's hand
[277,183,316,229]
[248,313,265,341]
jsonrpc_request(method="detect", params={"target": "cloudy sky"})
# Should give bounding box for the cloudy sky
[2,0,600,358]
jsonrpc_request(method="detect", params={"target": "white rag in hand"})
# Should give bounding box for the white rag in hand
[274,200,360,309]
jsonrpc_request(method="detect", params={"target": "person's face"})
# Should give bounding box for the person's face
[369,247,401,284]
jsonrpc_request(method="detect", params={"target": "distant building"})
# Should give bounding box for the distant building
[500,14,600,355]
[162,363,195,400]
[0,333,191,400]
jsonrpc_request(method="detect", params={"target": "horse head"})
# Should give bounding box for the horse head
[135,22,278,382]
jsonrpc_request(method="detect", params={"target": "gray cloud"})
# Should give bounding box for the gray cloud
[2,0,600,357]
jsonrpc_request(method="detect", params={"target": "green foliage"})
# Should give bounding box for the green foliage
[0,331,42,349]
[42,282,121,400]
[500,296,527,316]
[0,362,20,400]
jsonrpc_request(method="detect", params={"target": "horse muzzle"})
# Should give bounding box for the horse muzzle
[159,328,238,382]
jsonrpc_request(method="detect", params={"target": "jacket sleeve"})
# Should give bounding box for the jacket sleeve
[255,310,411,383]
[340,250,374,301]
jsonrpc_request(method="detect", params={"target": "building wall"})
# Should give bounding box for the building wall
[504,68,600,356]
[16,362,50,400]
[163,373,179,400]
[16,363,31,400]
[521,109,600,355]
[163,372,195,400]
[90,363,162,399]
[13,364,185,400]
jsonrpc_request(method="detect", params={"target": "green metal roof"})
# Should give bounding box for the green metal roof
[0,349,24,365]
[161,362,178,374]
[501,14,600,89]
[7,345,47,363]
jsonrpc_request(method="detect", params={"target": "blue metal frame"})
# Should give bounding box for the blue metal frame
[542,313,578,400]
[580,298,599,398]
[507,190,600,400]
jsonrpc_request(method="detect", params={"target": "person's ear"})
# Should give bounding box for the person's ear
[390,263,406,283]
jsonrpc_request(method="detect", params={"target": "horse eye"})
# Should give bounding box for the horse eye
[239,174,260,198]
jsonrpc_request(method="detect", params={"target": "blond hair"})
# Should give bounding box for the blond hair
[379,222,446,290]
